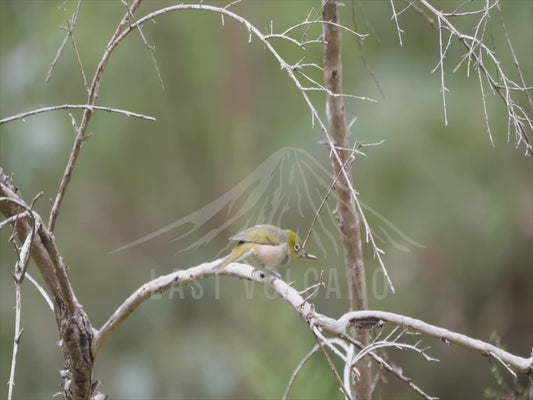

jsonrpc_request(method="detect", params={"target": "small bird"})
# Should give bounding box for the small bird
[216,224,316,277]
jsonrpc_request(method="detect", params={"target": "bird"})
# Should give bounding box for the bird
[216,224,316,278]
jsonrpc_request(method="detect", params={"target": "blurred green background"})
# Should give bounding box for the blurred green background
[1,1,532,399]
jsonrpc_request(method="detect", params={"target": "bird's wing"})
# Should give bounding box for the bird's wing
[229,224,287,245]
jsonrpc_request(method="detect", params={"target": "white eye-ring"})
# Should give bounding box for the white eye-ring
[294,243,301,252]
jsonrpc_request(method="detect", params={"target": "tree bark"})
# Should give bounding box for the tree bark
[323,1,372,398]
[0,170,95,400]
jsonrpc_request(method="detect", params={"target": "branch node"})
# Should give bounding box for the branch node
[440,337,452,346]
[349,317,384,329]
[14,328,24,344]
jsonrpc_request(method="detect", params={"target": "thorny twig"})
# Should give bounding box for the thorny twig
[120,0,165,89]
[60,5,89,92]
[339,333,438,400]
[392,0,533,155]
[46,0,83,84]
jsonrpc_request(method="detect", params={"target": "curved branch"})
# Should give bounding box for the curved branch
[106,4,386,277]
[105,1,391,291]
[93,259,533,376]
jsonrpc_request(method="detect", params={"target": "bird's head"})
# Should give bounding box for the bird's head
[286,230,317,260]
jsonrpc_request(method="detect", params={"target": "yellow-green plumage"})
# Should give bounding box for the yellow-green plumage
[217,224,316,273]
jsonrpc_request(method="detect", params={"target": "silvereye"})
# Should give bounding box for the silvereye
[216,224,316,277]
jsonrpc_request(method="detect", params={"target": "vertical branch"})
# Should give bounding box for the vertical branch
[8,213,35,400]
[323,1,371,398]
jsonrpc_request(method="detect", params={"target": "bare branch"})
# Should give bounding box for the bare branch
[324,311,532,375]
[415,0,533,155]
[495,1,533,112]
[46,0,82,84]
[93,259,532,376]
[339,333,438,400]
[0,104,155,125]
[265,19,367,42]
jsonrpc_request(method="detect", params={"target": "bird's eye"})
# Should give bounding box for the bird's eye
[294,243,301,252]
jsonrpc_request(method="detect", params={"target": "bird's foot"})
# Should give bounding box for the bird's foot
[270,270,282,280]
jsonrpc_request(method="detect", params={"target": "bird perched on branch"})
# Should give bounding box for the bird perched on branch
[216,224,316,278]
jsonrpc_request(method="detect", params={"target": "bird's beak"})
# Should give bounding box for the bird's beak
[300,249,317,260]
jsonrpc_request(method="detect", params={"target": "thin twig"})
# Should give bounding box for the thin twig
[298,270,325,302]
[282,345,320,400]
[7,197,38,400]
[266,19,368,40]
[0,211,31,230]
[436,16,449,125]
[61,5,89,92]
[26,273,55,312]
[478,63,494,147]
[339,333,438,400]
[352,338,439,367]
[303,145,355,248]
[495,1,533,112]
[416,0,532,155]
[351,0,385,99]
[489,350,517,378]
[313,326,353,400]
[120,0,165,89]
[390,0,404,46]
[46,0,83,84]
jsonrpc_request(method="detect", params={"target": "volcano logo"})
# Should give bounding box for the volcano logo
[111,147,422,259]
